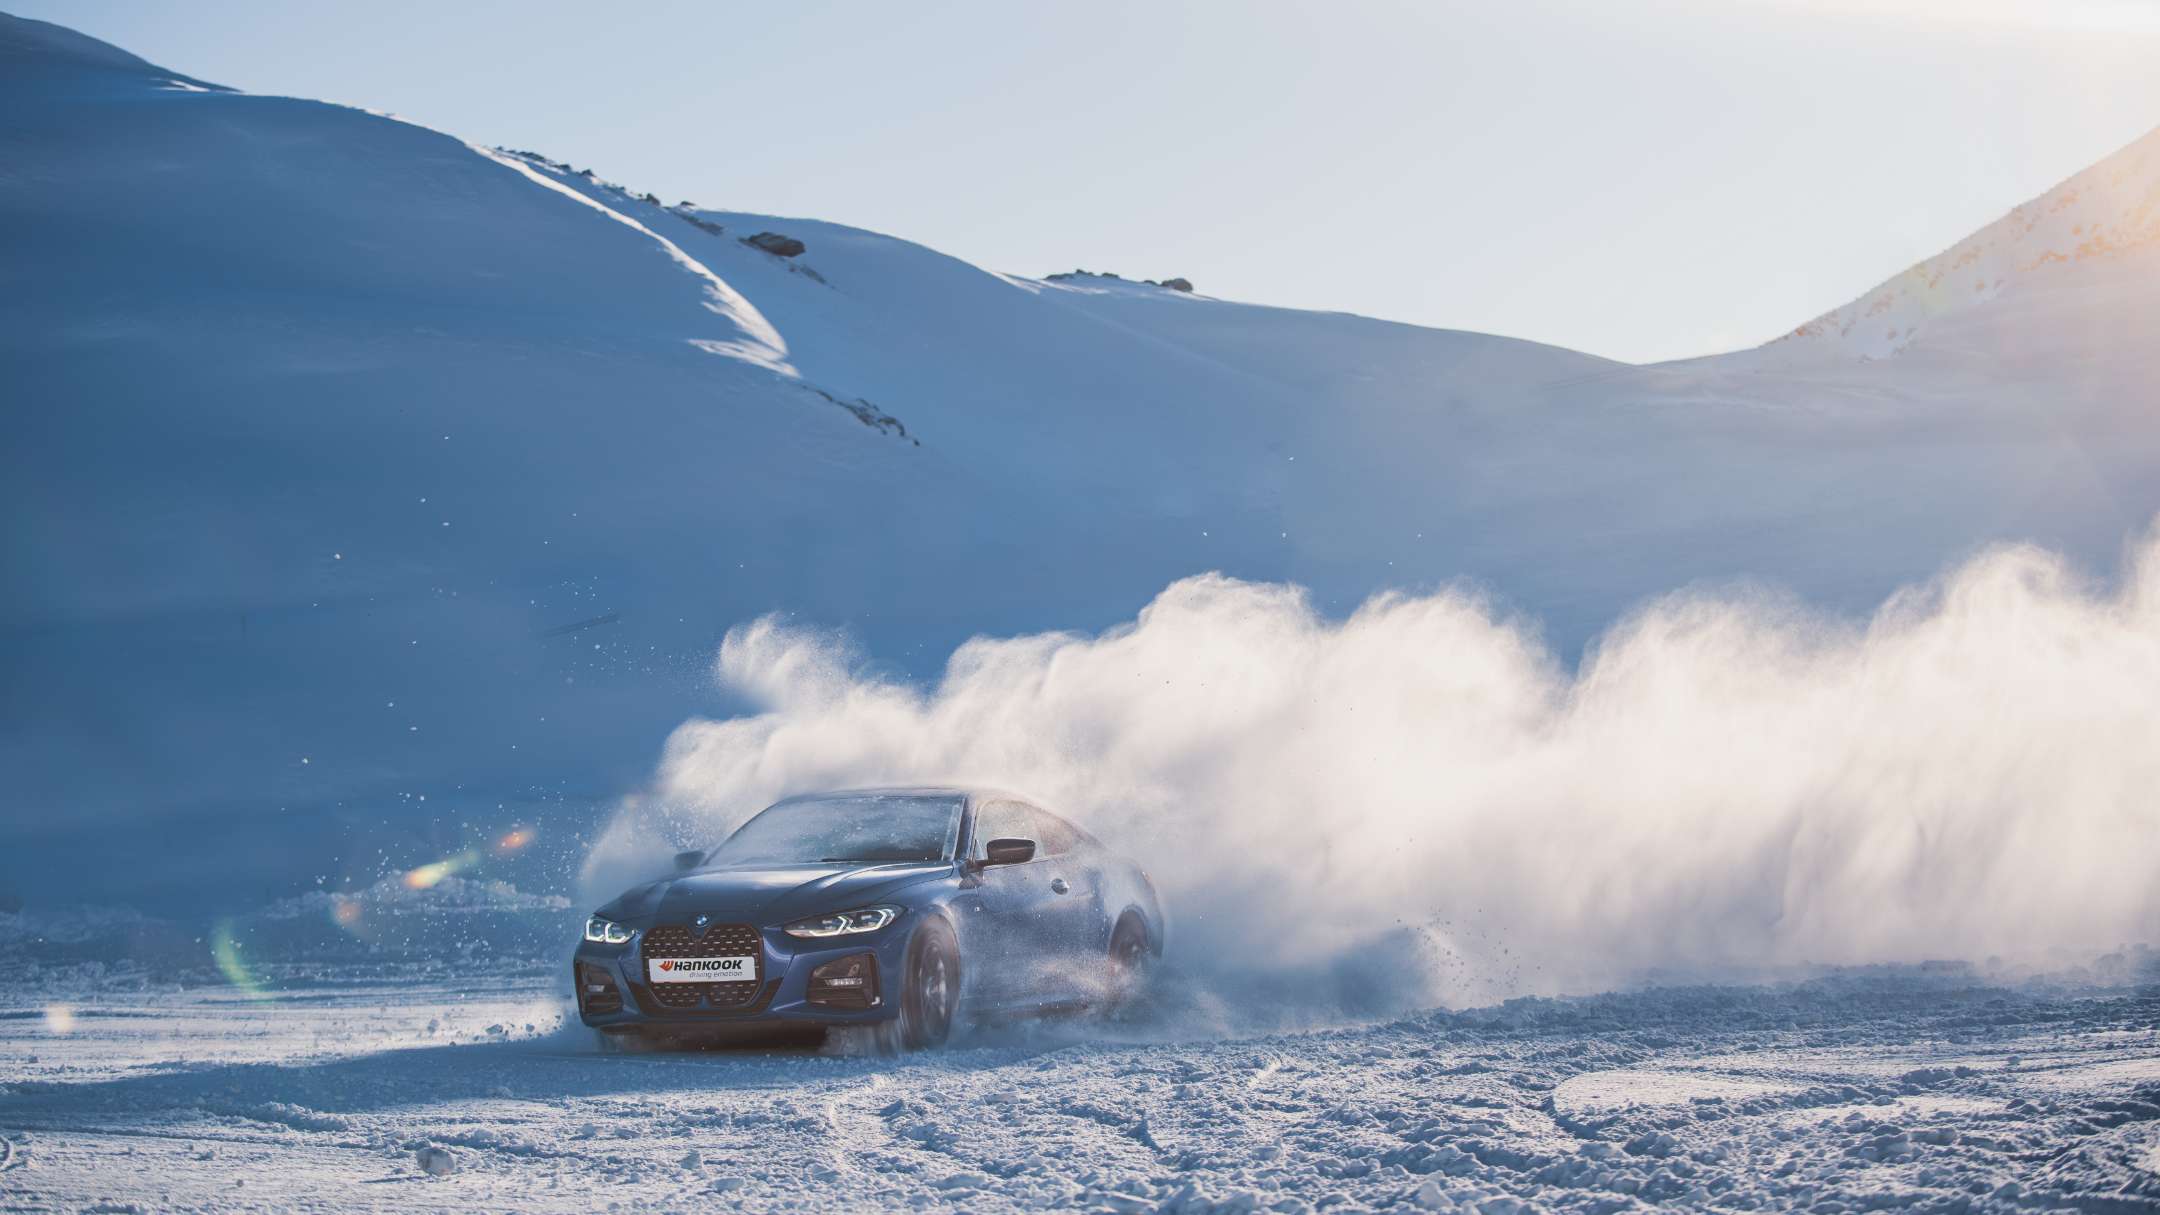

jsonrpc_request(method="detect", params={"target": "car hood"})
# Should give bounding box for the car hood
[599,861,951,926]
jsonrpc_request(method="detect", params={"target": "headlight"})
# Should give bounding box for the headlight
[784,905,900,938]
[584,915,635,945]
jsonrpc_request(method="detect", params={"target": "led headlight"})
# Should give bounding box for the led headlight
[583,915,635,945]
[783,905,900,939]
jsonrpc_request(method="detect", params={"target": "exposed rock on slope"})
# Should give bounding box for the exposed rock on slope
[744,231,807,257]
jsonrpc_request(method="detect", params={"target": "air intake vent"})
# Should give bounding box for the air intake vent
[576,963,622,1016]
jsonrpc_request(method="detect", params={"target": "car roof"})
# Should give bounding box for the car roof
[771,785,1024,805]
[764,787,1098,848]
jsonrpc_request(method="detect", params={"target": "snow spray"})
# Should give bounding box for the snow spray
[585,524,2160,1021]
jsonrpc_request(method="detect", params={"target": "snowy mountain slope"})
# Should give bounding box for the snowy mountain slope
[1765,123,2160,362]
[4,11,2160,914]
[0,6,222,87]
[0,14,968,906]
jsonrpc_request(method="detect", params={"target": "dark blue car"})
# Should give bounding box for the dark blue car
[574,787,1166,1051]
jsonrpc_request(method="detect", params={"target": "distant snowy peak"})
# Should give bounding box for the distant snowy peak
[1772,124,2160,361]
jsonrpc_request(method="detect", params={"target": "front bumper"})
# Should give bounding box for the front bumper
[573,914,913,1028]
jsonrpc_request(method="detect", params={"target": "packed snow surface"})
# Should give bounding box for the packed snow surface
[6,969,2160,1213]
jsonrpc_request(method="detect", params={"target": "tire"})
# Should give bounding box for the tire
[1105,915,1152,1017]
[875,917,960,1053]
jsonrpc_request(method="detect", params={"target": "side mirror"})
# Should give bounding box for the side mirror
[673,849,706,871]
[982,837,1036,867]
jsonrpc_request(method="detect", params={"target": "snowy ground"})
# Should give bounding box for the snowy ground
[5,969,2160,1213]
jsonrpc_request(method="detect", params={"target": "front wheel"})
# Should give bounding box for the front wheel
[871,918,959,1054]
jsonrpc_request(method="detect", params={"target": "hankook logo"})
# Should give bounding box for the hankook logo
[658,957,749,975]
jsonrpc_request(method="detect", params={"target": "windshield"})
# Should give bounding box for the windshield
[710,794,965,866]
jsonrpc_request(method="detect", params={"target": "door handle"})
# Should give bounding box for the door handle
[1049,878,1070,895]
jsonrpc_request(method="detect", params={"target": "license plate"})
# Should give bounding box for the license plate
[648,956,756,983]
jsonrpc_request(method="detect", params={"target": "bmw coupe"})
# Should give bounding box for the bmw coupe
[574,787,1165,1051]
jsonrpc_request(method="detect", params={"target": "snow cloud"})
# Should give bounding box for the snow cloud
[587,526,2160,1016]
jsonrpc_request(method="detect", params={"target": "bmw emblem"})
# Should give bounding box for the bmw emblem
[692,914,711,933]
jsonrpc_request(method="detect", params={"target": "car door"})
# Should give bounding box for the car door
[956,798,1060,1011]
[1022,804,1112,983]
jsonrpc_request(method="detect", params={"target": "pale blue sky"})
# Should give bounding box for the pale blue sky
[20,0,2160,362]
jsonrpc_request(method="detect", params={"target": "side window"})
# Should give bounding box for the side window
[970,800,1029,860]
[1027,807,1080,857]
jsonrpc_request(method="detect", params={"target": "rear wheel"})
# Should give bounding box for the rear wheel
[1105,915,1152,1016]
[875,917,959,1053]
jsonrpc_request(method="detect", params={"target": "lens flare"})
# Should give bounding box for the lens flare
[329,894,364,930]
[210,918,271,1001]
[402,848,480,890]
[43,1003,76,1034]
[494,827,535,855]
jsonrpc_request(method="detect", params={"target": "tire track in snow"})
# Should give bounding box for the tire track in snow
[819,1072,892,1180]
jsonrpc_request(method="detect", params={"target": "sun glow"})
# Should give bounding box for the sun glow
[1763,0,2160,33]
